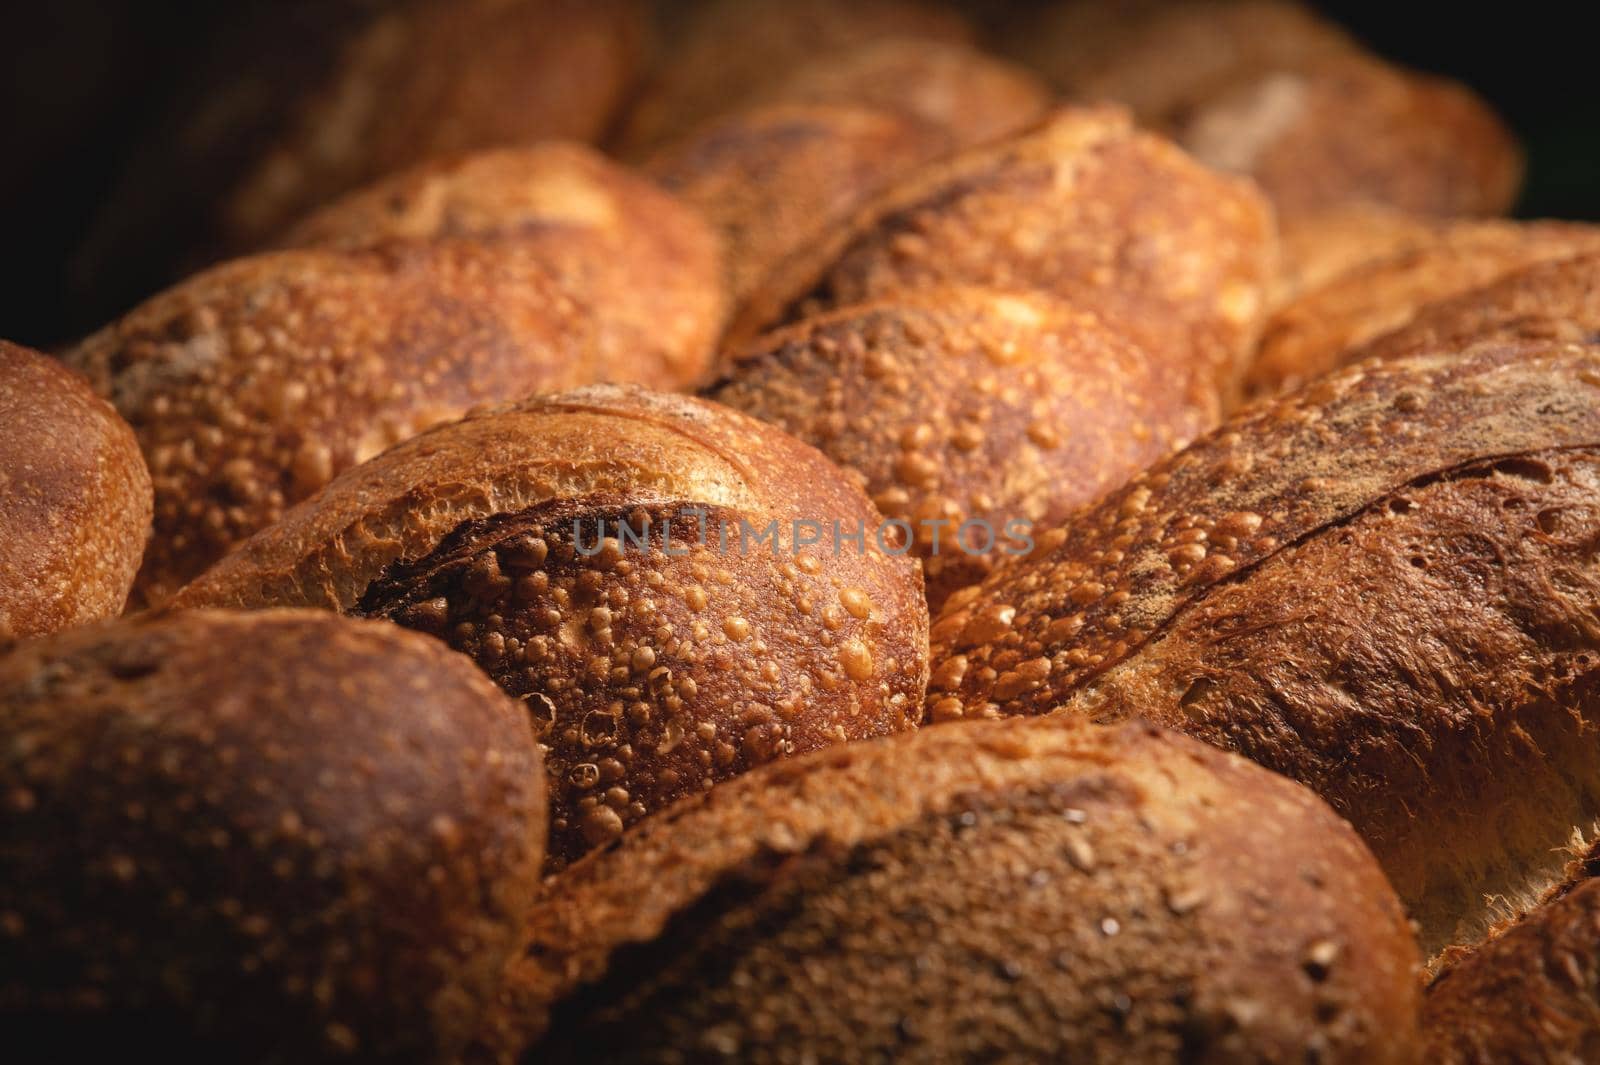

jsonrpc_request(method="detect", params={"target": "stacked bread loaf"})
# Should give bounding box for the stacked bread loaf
[3,1,1595,1061]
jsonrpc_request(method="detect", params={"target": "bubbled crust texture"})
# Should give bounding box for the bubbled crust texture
[0,342,151,641]
[1248,220,1600,397]
[646,104,952,312]
[223,0,648,248]
[0,609,545,1062]
[479,718,1420,1064]
[709,287,1215,610]
[927,340,1600,957]
[64,146,724,608]
[730,106,1275,398]
[175,386,929,871]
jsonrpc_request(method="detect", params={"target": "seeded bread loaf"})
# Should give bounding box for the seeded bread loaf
[174,385,928,871]
[475,717,1421,1064]
[0,609,545,1062]
[928,339,1600,958]
[0,341,151,641]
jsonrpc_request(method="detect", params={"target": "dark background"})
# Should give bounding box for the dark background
[1,0,1594,348]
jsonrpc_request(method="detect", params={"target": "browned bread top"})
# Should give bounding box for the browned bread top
[176,385,929,870]
[729,106,1276,399]
[0,340,151,641]
[0,608,545,1061]
[709,287,1215,611]
[1272,203,1461,307]
[479,717,1420,1064]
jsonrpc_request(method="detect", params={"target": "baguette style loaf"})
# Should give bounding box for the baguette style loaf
[709,287,1215,610]
[64,145,723,607]
[477,717,1421,1064]
[729,106,1275,401]
[928,339,1600,956]
[0,341,151,640]
[1272,204,1465,307]
[0,609,545,1062]
[174,385,928,871]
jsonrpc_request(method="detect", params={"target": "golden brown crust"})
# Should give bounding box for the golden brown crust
[1248,221,1600,397]
[0,609,545,1061]
[65,145,724,608]
[175,385,929,871]
[1272,203,1459,308]
[476,717,1420,1063]
[223,0,649,248]
[646,104,951,311]
[614,0,972,157]
[728,106,1276,400]
[709,287,1216,611]
[0,340,151,640]
[927,339,1600,957]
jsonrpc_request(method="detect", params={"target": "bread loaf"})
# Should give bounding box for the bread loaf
[0,609,545,1061]
[708,287,1215,610]
[64,146,723,607]
[0,340,151,641]
[927,339,1600,957]
[1272,204,1462,307]
[174,385,928,871]
[1248,221,1600,397]
[729,106,1275,398]
[476,717,1421,1064]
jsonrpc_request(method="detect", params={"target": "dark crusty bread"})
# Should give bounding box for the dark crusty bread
[1248,221,1600,397]
[1423,844,1600,1064]
[64,145,723,607]
[927,338,1600,957]
[0,609,545,1062]
[0,340,151,641]
[728,106,1275,401]
[647,103,951,314]
[709,287,1215,610]
[174,385,929,871]
[474,717,1421,1064]
[614,0,972,157]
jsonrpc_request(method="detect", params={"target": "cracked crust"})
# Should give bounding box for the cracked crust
[928,339,1600,958]
[0,341,151,641]
[0,609,545,1061]
[175,385,928,871]
[472,717,1420,1064]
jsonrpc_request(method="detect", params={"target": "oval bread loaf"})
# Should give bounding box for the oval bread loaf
[928,338,1600,957]
[0,341,151,641]
[0,609,545,1062]
[174,385,929,871]
[475,717,1421,1064]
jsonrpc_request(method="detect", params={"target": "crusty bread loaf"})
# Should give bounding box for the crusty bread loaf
[174,385,929,871]
[0,340,151,641]
[614,0,972,156]
[927,339,1600,957]
[709,287,1215,610]
[647,104,951,313]
[0,609,545,1062]
[475,717,1421,1064]
[1248,221,1600,397]
[1423,844,1600,1064]
[64,145,724,607]
[729,106,1275,398]
[1272,203,1461,307]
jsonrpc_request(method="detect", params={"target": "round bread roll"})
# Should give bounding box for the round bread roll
[1174,51,1522,221]
[474,717,1421,1064]
[174,385,929,871]
[708,287,1216,610]
[1248,220,1600,397]
[0,609,546,1062]
[728,106,1275,401]
[64,145,724,608]
[927,338,1600,958]
[1423,845,1600,1064]
[0,340,151,641]
[646,103,951,313]
[614,0,971,157]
